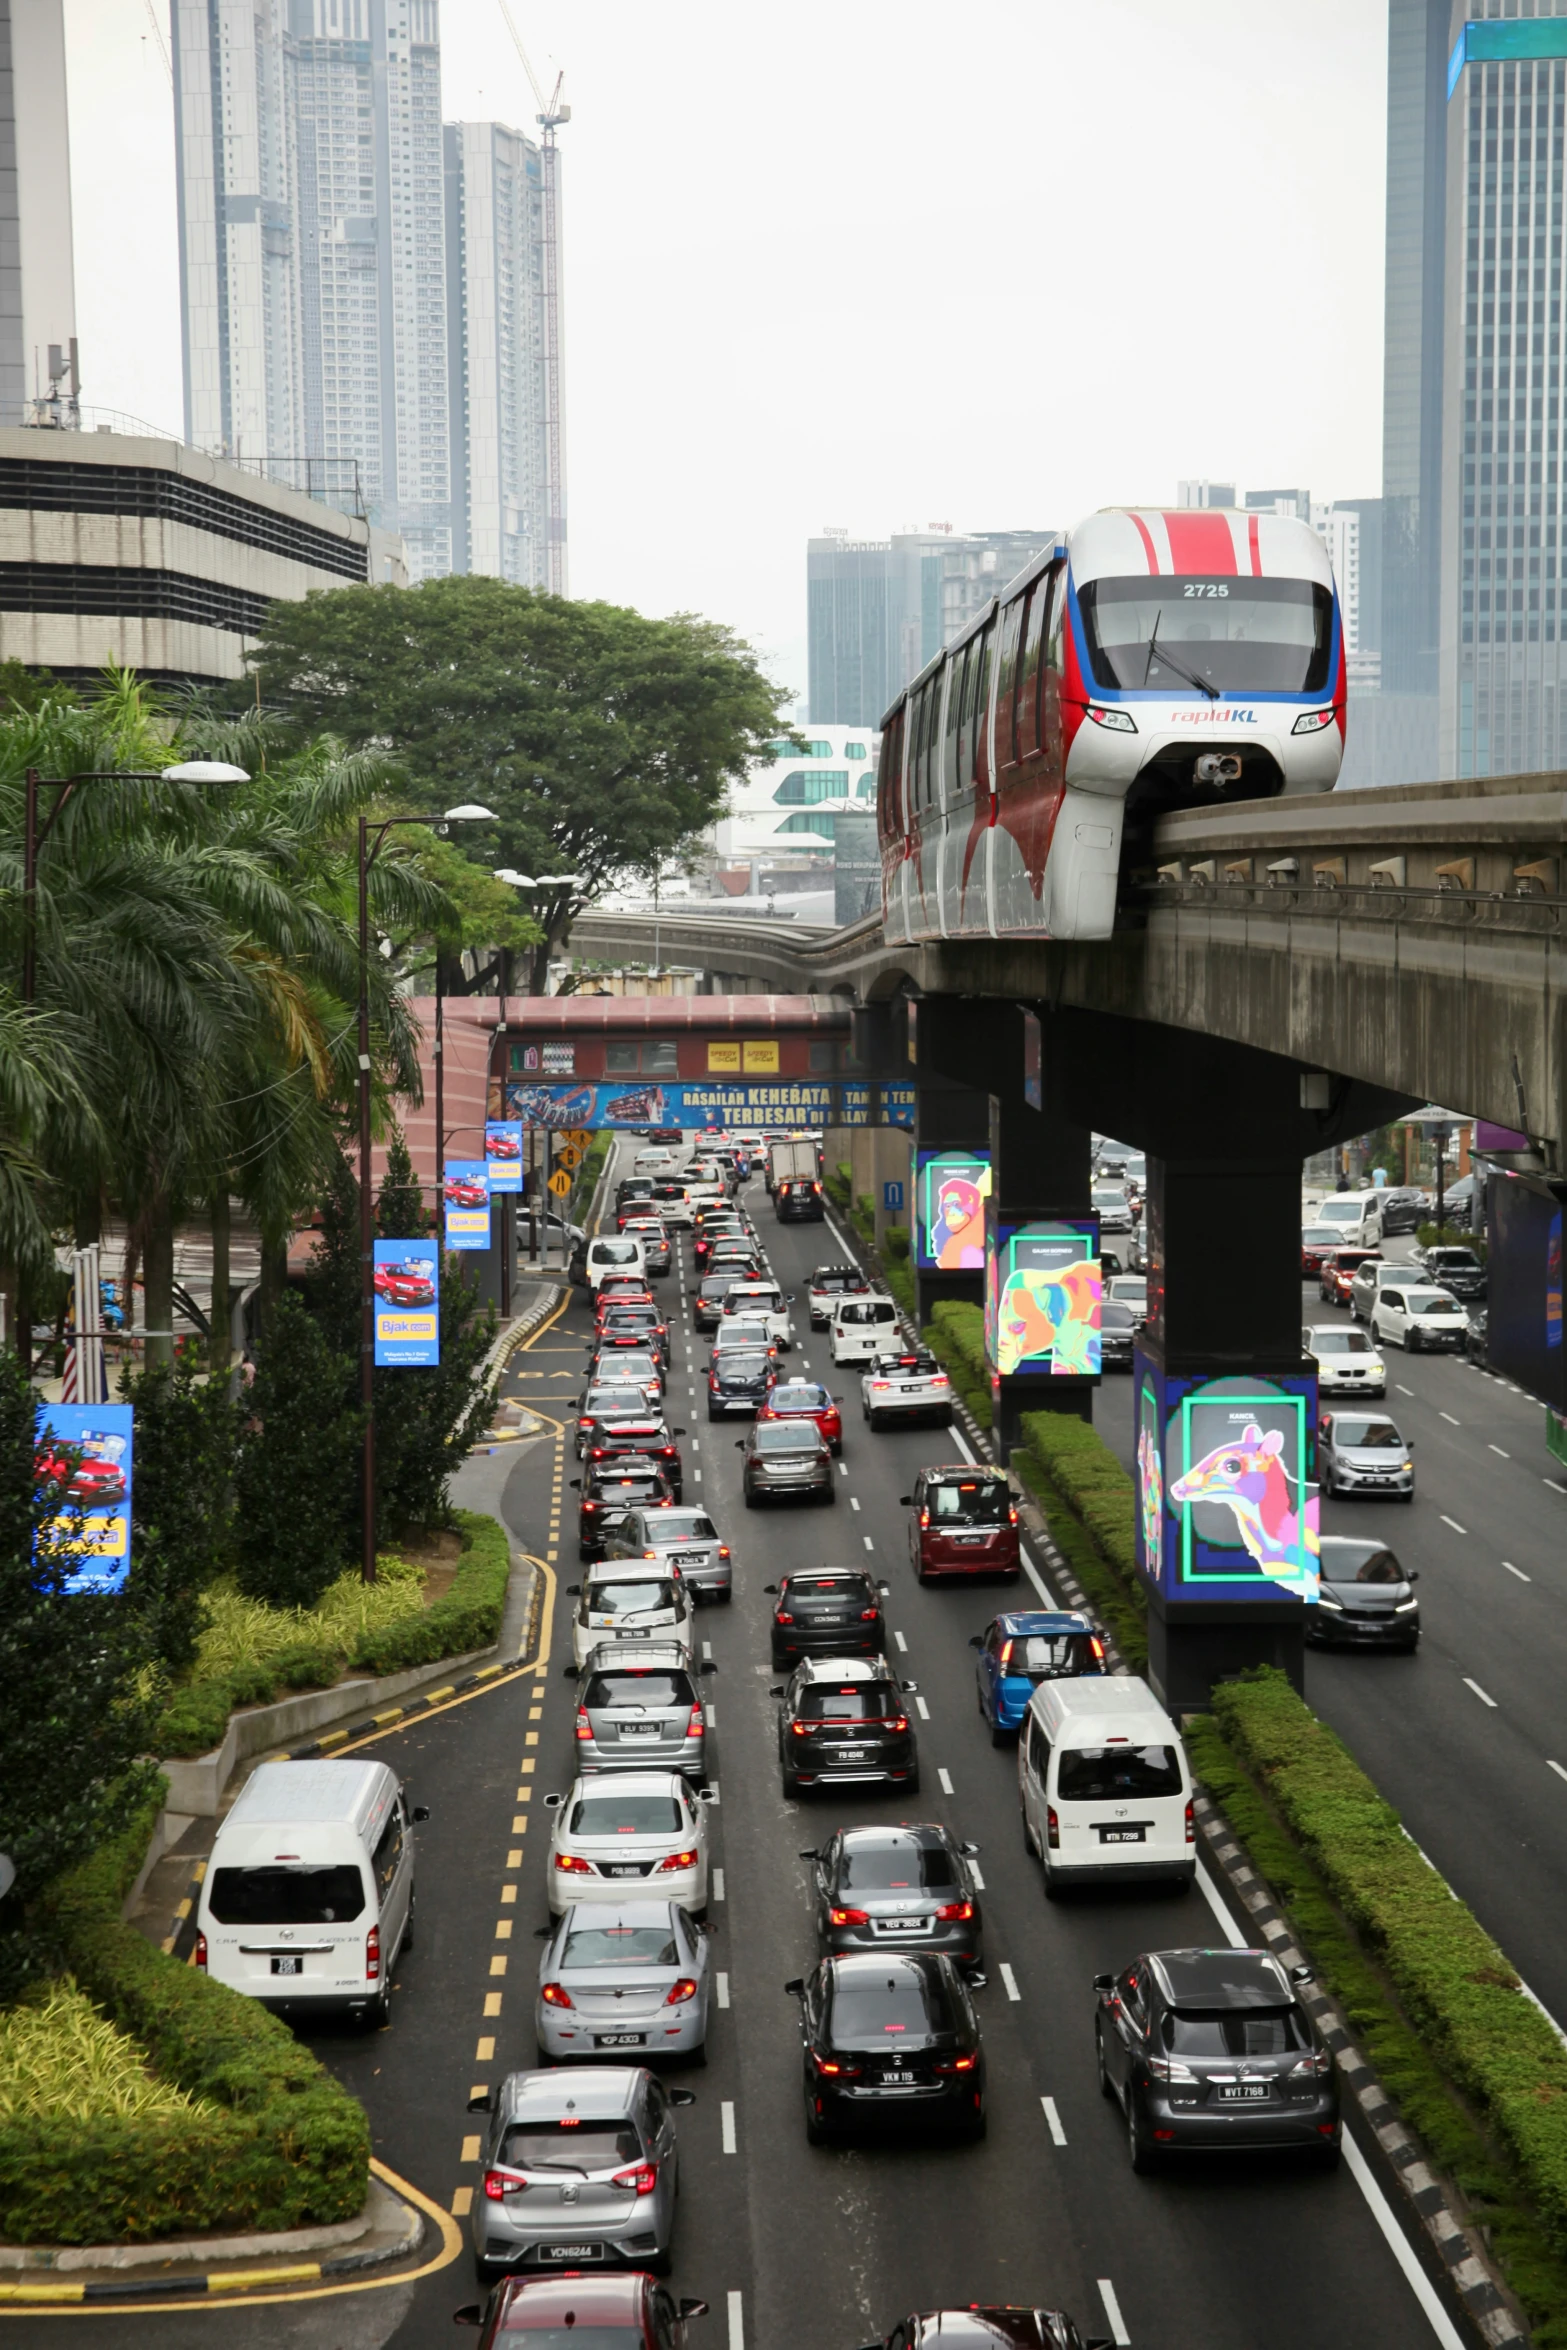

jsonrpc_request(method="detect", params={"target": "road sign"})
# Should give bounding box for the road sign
[556,1143,584,1170]
[883,1180,905,1211]
[548,1168,573,1198]
[562,1128,590,1149]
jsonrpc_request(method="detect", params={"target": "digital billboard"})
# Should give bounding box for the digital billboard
[1486,1171,1565,1411]
[1134,1353,1318,1604]
[984,1216,1101,1377]
[914,1149,991,1271]
[443,1159,491,1251]
[484,1120,525,1193]
[35,1402,135,1594]
[373,1241,440,1366]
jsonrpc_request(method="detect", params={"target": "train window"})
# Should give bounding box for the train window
[910,684,930,812]
[1044,567,1069,748]
[1077,575,1333,695]
[942,645,966,799]
[957,640,979,787]
[1017,580,1048,755]
[876,710,901,835]
[923,674,944,808]
[996,596,1026,768]
[972,624,994,792]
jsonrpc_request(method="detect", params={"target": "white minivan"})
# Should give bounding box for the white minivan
[1018,1677,1194,1895]
[196,1759,426,2023]
[584,1235,647,1291]
[829,1293,900,1364]
[1306,1191,1382,1248]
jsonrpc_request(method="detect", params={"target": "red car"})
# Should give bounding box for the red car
[903,1464,1020,1582]
[1300,1223,1342,1278]
[757,1376,844,1457]
[374,1259,436,1307]
[484,1132,521,1159]
[455,2271,708,2347]
[444,1175,487,1209]
[595,1281,655,1325]
[1320,1246,1380,1306]
[35,1443,127,1507]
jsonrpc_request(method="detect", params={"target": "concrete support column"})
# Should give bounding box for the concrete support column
[911,1072,990,1330]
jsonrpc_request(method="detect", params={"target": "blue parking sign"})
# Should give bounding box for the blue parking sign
[883,1180,905,1211]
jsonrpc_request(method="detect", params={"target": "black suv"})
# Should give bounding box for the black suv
[571,1461,674,1560]
[804,1822,982,1970]
[765,1567,888,1668]
[774,1656,918,1795]
[1413,1243,1487,1301]
[786,1951,983,2141]
[577,1413,685,1499]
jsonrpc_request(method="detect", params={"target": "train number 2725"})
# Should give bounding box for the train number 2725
[1183,583,1230,598]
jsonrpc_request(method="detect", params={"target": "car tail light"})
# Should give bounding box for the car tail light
[554,1852,594,1874]
[590,1447,609,1460]
[718,1546,731,1560]
[687,1704,705,1736]
[1090,1635,1106,1662]
[541,1981,574,2009]
[934,2052,979,2072]
[931,1372,950,1389]
[810,2051,860,2078]
[582,1501,602,1515]
[829,1905,871,1926]
[919,1507,930,1528]
[872,1380,890,1392]
[365,1923,381,1980]
[658,1849,699,1873]
[790,1719,817,1737]
[665,1978,699,2006]
[575,1708,593,1741]
[484,2169,527,2201]
[935,1899,974,1922]
[1290,2049,1335,2078]
[1145,2053,1196,2083]
[998,1640,1015,1666]
[1185,1799,1195,1845]
[884,1715,909,1734]
[859,1608,880,1621]
[775,1609,793,1624]
[1008,1503,1019,1527]
[1046,1805,1059,1849]
[194,1932,207,1970]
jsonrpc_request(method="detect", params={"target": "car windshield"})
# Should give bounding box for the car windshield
[1333,1420,1403,1450]
[561,1923,681,1968]
[587,1580,678,1614]
[1092,1188,1126,1207]
[1311,1330,1373,1355]
[701,1274,744,1297]
[1410,1293,1459,1315]
[1430,1250,1480,1269]
[569,1793,685,1836]
[208,1864,366,1925]
[594,1244,639,1263]
[1164,2009,1308,2057]
[1056,1744,1183,1801]
[838,1301,892,1324]
[720,1354,771,1377]
[719,1322,771,1345]
[496,2121,642,2176]
[815,1270,867,1292]
[839,1840,956,1890]
[1078,574,1334,694]
[728,1291,782,1312]
[498,2331,641,2347]
[584,1671,691,1708]
[797,1684,902,1721]
[928,1481,1009,1525]
[1102,1303,1137,1331]
[828,1968,952,2042]
[755,1422,819,1452]
[654,1513,717,1540]
[1011,1634,1093,1676]
[1302,1226,1338,1245]
[770,1384,829,1410]
[1319,1541,1405,1585]
[590,1485,664,1509]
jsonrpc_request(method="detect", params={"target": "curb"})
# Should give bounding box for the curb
[1193,1786,1527,2349]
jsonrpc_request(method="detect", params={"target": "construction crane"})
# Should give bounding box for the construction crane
[496,2,569,595]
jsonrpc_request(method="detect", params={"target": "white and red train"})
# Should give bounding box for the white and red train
[876,505,1345,944]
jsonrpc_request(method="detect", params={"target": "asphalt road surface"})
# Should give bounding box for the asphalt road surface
[23,1156,1476,2350]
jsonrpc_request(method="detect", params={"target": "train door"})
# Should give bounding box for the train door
[962,618,995,938]
[935,644,967,938]
[1040,564,1121,939]
[877,703,908,940]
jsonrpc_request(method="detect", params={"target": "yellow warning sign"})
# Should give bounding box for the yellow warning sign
[562,1129,590,1150]
[556,1144,583,1170]
[548,1168,573,1197]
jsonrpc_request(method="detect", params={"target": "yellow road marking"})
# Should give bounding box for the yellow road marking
[500,1883,517,1903]
[460,2135,481,2163]
[451,2186,473,2218]
[506,1848,522,1867]
[489,1955,507,1976]
[477,2035,496,2060]
[484,1992,503,2017]
[495,1919,512,1940]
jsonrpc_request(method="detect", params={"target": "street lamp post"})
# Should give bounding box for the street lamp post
[493,870,582,1276]
[357,804,493,1585]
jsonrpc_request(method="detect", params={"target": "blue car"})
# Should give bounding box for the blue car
[969,1611,1106,1746]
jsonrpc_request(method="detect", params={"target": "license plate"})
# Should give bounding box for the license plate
[617,1628,652,1639]
[607,1863,647,1877]
[270,1954,301,1976]
[832,1749,868,1763]
[1099,1826,1146,1844]
[877,1917,926,1933]
[595,2032,647,2047]
[953,1534,988,1545]
[541,2244,602,2262]
[883,2072,915,2085]
[621,1724,660,1738]
[1217,2083,1271,2102]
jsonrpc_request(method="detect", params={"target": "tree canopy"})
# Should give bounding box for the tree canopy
[245,576,792,988]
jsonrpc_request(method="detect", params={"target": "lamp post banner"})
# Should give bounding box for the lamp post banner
[503,1079,916,1130]
[443,1159,492,1250]
[373,1240,441,1366]
[484,1120,525,1191]
[34,1403,134,1593]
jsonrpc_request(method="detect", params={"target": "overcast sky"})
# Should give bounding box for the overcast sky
[64,0,1387,708]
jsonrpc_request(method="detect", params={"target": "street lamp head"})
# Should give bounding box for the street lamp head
[163,761,251,783]
[536,873,582,886]
[443,802,496,821]
[494,867,534,886]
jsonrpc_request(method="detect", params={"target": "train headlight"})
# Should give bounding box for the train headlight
[1291,707,1337,735]
[1085,704,1137,733]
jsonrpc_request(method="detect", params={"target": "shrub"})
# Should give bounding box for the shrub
[1010,1438,1148,1670]
[1416,1221,1486,1257]
[883,1256,916,1320]
[348,1509,512,1676]
[825,1161,853,1211]
[119,1355,238,1673]
[883,1225,910,1262]
[852,1193,875,1241]
[0,1978,196,2125]
[233,1292,361,1607]
[922,1300,990,1420]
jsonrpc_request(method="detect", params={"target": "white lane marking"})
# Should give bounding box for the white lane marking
[862,1535,874,1552]
[716,1972,730,2009]
[850,1496,861,1512]
[692,1438,700,1452]
[1341,2132,1466,2350]
[1197,1860,1246,1947]
[1097,2279,1130,2347]
[894,1629,908,1653]
[703,1639,713,1660]
[1041,2094,1067,2145]
[695,1470,703,1483]
[706,1703,717,1728]
[1440,1514,1466,1534]
[1490,1444,1510,1458]
[1549,1760,1567,1785]
[1503,1561,1531,1582]
[728,2291,744,2350]
[968,1860,985,1890]
[1396,1382,1414,1396]
[1547,1477,1567,1495]
[1463,1677,1498,1708]
[999,1962,1020,2002]
[837,1460,848,1477]
[938,1766,954,1794]
[914,1694,930,1720]
[1439,1411,1461,1426]
[713,1866,725,1901]
[720,2101,737,2154]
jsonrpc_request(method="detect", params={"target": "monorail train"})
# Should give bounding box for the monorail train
[876,506,1345,944]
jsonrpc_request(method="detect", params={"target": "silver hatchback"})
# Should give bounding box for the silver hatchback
[573,1642,713,1782]
[603,1507,733,1600]
[534,1900,712,2063]
[467,2064,695,2282]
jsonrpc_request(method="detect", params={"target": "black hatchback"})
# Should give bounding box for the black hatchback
[706,1346,775,1418]
[766,1568,888,1668]
[774,1657,919,1796]
[804,1823,982,1971]
[572,1463,674,1560]
[1308,1536,1420,1651]
[786,1951,985,2142]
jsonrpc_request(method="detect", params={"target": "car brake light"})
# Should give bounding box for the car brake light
[718,1546,731,1559]
[665,1979,698,2006]
[935,1899,974,1922]
[829,1905,871,1926]
[541,1981,574,2008]
[810,2050,860,2077]
[194,1932,207,1970]
[575,1708,593,1740]
[997,1639,1015,1666]
[1008,1504,1019,1527]
[1185,1799,1195,1845]
[934,2052,979,2072]
[484,2169,526,2200]
[657,1849,699,1873]
[775,1610,793,1624]
[884,1714,909,1733]
[554,1853,594,1874]
[859,1608,880,1621]
[872,1380,890,1391]
[1046,1805,1059,1849]
[919,1507,929,1528]
[687,1704,705,1736]
[1090,1635,1105,1661]
[365,1923,381,1981]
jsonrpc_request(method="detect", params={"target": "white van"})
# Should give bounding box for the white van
[196,1759,426,2023]
[829,1293,900,1364]
[1018,1677,1194,1895]
[585,1235,646,1291]
[1306,1191,1382,1248]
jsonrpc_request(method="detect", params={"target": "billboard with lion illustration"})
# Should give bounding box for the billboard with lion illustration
[984,1217,1101,1378]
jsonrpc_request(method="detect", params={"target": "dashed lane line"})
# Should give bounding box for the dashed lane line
[720,2101,737,2154]
[717,1972,730,2009]
[999,1963,1020,2002]
[728,2290,744,2350]
[1097,2279,1130,2347]
[1503,1561,1531,1582]
[894,1629,908,1652]
[1041,2096,1067,2146]
[937,1766,954,1794]
[1463,1677,1498,1708]
[1441,1515,1467,1534]
[914,1694,930,1720]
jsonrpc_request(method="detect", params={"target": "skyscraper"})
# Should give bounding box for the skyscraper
[0,0,78,423]
[444,121,548,584]
[1382,0,1450,705]
[807,528,1056,725]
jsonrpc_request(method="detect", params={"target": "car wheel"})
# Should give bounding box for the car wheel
[1398,1490,1414,1504]
[744,1489,758,1509]
[990,1719,1010,1750]
[1096,2022,1114,2099]
[804,2090,830,2147]
[647,2249,673,2278]
[401,1890,415,1951]
[363,1988,391,2032]
[819,1484,835,1505]
[903,1768,921,1796]
[1042,1864,1061,1902]
[686,2039,708,2069]
[1314,2142,1342,2173]
[869,1411,882,1432]
[1022,1803,1039,1857]
[961,2100,987,2142]
[1127,2090,1156,2173]
[861,1400,870,1421]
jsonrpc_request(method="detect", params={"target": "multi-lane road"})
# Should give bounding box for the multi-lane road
[30,1156,1503,2350]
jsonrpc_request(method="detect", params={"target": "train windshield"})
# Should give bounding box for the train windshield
[1078,577,1334,697]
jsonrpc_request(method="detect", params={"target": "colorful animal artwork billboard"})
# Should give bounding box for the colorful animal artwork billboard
[984,1218,1101,1378]
[915,1150,991,1271]
[1133,1350,1319,1603]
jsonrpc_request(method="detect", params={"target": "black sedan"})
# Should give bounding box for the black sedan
[1308,1536,1420,1651]
[706,1345,775,1418]
[1099,1299,1138,1371]
[766,1568,888,1668]
[693,1270,750,1333]
[854,2311,1114,2350]
[804,1822,982,1971]
[787,1951,985,2142]
[1413,1243,1487,1300]
[571,1462,674,1560]
[1094,1946,1339,2168]
[774,1656,919,1797]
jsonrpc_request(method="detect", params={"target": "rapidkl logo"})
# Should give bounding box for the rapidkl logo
[1174,706,1258,726]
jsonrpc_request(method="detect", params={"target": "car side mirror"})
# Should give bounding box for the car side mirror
[768,1684,784,1698]
[878,1582,890,1596]
[798,1846,820,1861]
[678,2300,711,2321]
[565,1582,581,1596]
[967,1634,983,1650]
[466,2090,493,2113]
[700,1658,718,1676]
[697,1787,718,1803]
[1408,1569,1420,1582]
[1093,1972,1115,1993]
[668,2087,697,2107]
[899,1494,914,1507]
[763,1583,778,1594]
[832,1394,844,1403]
[1290,1963,1315,1985]
[533,1924,553,1938]
[784,1976,806,1996]
[454,2306,485,2327]
[412,1805,431,1823]
[900,1678,919,1693]
[961,1841,980,1857]
[569,1478,581,1490]
[735,1439,745,1450]
[543,1792,565,1809]
[673,1427,687,1437]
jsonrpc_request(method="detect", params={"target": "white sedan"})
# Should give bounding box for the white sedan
[543,1772,714,1916]
[569,1564,694,1669]
[1302,1323,1387,1399]
[860,1348,954,1429]
[719,1281,795,1351]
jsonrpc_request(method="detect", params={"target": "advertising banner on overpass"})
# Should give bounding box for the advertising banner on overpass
[503,1080,916,1131]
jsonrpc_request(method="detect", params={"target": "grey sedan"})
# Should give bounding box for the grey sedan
[737,1419,835,1506]
[802,1822,985,1975]
[534,1900,712,2064]
[573,1642,714,1781]
[604,1506,733,1600]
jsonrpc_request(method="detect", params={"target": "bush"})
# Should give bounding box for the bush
[1416,1221,1486,1257]
[922,1300,990,1422]
[0,1790,369,2243]
[1212,1668,1567,2262]
[234,1292,362,1607]
[883,1225,910,1262]
[883,1255,916,1320]
[119,1355,238,1673]
[824,1162,853,1211]
[348,1509,512,1675]
[852,1193,875,1241]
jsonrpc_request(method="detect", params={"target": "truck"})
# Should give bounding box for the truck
[768,1136,824,1221]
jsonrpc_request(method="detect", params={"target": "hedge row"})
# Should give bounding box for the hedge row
[922,1299,990,1421]
[0,1791,369,2244]
[824,1161,853,1212]
[157,1509,514,1756]
[1018,1411,1141,1593]
[1213,1668,1567,2260]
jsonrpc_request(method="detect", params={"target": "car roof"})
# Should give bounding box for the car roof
[568,1769,687,1796]
[228,1758,395,1833]
[581,1641,691,1673]
[829,1949,944,1982]
[785,1565,872,1584]
[798,1654,887,1683]
[1147,1947,1293,2009]
[558,1897,681,1931]
[496,2272,648,2326]
[992,1610,1092,1635]
[504,2066,648,2116]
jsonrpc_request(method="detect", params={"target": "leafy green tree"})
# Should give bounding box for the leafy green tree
[0,1350,159,1997]
[233,1294,362,1608]
[244,576,792,989]
[119,1354,238,1672]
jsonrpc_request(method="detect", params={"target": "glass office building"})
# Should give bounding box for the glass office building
[807,528,1055,726]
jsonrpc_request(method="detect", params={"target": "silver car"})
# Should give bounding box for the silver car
[1319,1411,1415,1501]
[467,2064,695,2281]
[534,1900,712,2064]
[738,1418,835,1506]
[573,1642,713,1781]
[603,1506,733,1600]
